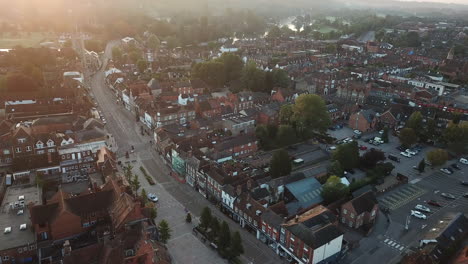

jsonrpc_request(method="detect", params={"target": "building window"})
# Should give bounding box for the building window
[37,150,45,154]
[350,213,354,218]
[3,256,9,261]
[26,146,32,152]
[342,217,346,223]
[15,147,21,153]
[18,138,26,144]
[83,222,90,227]
[343,209,347,215]
[3,149,10,155]
[48,149,55,153]
[371,210,376,217]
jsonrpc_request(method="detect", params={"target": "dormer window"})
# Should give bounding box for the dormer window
[47,140,55,147]
[36,141,44,149]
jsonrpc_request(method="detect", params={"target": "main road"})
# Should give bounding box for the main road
[87,42,283,264]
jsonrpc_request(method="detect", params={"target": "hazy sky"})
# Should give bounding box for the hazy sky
[398,0,468,4]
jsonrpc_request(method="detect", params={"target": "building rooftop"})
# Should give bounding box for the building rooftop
[0,185,40,249]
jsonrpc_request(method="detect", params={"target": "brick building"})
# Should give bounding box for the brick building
[340,191,379,229]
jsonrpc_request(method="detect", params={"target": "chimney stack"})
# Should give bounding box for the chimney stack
[295,215,299,223]
[236,185,242,196]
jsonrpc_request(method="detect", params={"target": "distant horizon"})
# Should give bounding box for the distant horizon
[398,0,468,4]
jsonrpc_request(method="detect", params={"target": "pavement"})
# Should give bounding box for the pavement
[87,42,282,264]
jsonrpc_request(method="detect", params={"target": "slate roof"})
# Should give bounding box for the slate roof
[285,177,323,208]
[349,191,378,215]
[286,223,343,249]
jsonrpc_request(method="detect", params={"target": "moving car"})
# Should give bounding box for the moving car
[427,200,442,207]
[415,204,431,213]
[400,152,412,158]
[441,193,456,199]
[147,193,159,202]
[440,168,453,175]
[460,158,468,165]
[411,210,427,219]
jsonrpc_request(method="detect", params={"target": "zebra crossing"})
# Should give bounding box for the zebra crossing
[379,184,427,210]
[380,236,408,252]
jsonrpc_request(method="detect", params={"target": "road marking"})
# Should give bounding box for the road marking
[384,238,389,243]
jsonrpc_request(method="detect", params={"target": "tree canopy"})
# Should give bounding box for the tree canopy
[427,149,448,166]
[332,141,359,170]
[270,149,292,178]
[399,128,418,148]
[321,175,350,204]
[290,94,331,137]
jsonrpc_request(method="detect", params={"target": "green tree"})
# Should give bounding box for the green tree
[332,141,359,170]
[192,61,225,87]
[241,61,266,92]
[158,220,172,244]
[255,125,270,149]
[279,104,293,124]
[112,46,123,62]
[129,50,141,64]
[200,207,212,231]
[292,94,331,137]
[382,127,389,143]
[148,34,160,51]
[443,122,468,155]
[216,53,243,82]
[360,148,386,169]
[218,221,231,251]
[328,160,344,177]
[229,231,244,260]
[427,149,448,167]
[399,128,418,148]
[150,206,157,219]
[124,165,133,181]
[406,112,423,130]
[321,175,350,204]
[141,188,148,204]
[267,26,282,39]
[271,69,290,88]
[418,159,426,173]
[137,59,148,73]
[84,39,104,52]
[131,174,141,195]
[270,149,292,178]
[276,125,296,147]
[209,217,220,241]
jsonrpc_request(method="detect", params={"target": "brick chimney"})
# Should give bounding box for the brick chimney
[236,185,242,196]
[246,179,252,190]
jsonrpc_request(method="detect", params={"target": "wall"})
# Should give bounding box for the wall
[312,235,343,264]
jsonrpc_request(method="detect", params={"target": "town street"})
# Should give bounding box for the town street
[87,42,283,264]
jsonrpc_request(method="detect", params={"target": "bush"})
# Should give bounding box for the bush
[140,166,155,185]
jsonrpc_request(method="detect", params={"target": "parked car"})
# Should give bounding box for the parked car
[405,149,417,156]
[427,200,442,207]
[379,130,384,135]
[396,146,406,151]
[359,145,368,151]
[451,164,461,170]
[388,154,400,163]
[460,158,468,165]
[441,193,456,199]
[353,130,362,135]
[415,204,431,213]
[440,168,453,175]
[328,146,337,151]
[463,193,468,198]
[343,138,353,143]
[411,210,427,219]
[461,181,468,186]
[400,152,412,158]
[147,193,159,202]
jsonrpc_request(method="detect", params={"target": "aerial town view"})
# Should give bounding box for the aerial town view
[0,0,467,263]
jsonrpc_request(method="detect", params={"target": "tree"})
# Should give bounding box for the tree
[382,127,389,143]
[267,26,282,39]
[129,50,142,64]
[279,104,293,124]
[217,53,243,83]
[255,125,270,149]
[137,59,148,73]
[5,73,38,93]
[443,122,468,155]
[186,212,192,223]
[406,112,423,130]
[427,149,448,167]
[399,128,418,148]
[131,174,141,195]
[192,61,225,87]
[200,207,212,231]
[229,231,244,259]
[418,159,426,173]
[360,148,386,169]
[112,47,123,62]
[321,175,350,204]
[150,207,157,219]
[292,94,331,137]
[218,221,231,251]
[124,165,133,181]
[84,39,104,52]
[209,217,220,241]
[270,149,292,178]
[241,61,266,92]
[141,188,147,204]
[148,34,160,51]
[276,125,296,147]
[158,220,172,244]
[328,160,344,177]
[332,141,359,170]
